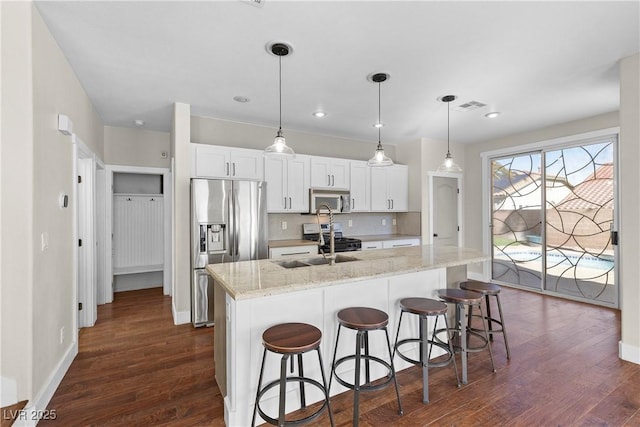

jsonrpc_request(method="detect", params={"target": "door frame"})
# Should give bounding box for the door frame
[480,127,620,307]
[73,135,98,328]
[427,171,463,246]
[104,165,172,303]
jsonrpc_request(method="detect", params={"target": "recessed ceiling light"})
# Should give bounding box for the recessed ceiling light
[373,122,384,128]
[485,112,501,118]
[312,111,326,118]
[233,96,250,103]
[134,119,145,126]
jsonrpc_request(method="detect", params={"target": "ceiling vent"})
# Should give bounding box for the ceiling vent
[453,100,487,112]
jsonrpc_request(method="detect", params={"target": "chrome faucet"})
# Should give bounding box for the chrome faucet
[316,204,336,265]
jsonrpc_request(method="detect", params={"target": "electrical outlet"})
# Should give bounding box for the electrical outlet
[382,219,387,226]
[59,326,65,344]
[281,221,287,230]
[392,218,397,226]
[348,220,353,227]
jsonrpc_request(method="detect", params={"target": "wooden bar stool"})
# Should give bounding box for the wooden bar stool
[437,289,496,384]
[252,322,334,427]
[329,307,403,426]
[392,298,460,403]
[459,280,511,360]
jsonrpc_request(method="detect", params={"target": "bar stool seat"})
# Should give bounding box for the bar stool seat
[252,323,334,427]
[459,280,511,360]
[437,289,496,384]
[393,298,460,403]
[330,307,403,426]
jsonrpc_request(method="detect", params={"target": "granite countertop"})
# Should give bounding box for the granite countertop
[354,234,422,242]
[206,245,488,301]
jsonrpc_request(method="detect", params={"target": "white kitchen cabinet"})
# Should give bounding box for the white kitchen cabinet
[361,241,383,250]
[382,238,421,248]
[191,143,264,180]
[349,160,370,212]
[269,245,318,258]
[370,164,408,212]
[310,156,350,189]
[265,155,311,213]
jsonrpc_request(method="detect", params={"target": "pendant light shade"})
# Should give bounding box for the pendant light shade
[367,73,394,167]
[437,95,462,173]
[265,43,295,156]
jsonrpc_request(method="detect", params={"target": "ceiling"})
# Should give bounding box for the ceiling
[34,1,639,146]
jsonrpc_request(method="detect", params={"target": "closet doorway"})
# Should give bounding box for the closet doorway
[105,166,172,304]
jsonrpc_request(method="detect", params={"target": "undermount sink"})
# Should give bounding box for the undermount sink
[274,255,360,269]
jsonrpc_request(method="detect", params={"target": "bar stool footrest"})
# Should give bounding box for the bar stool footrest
[395,338,455,368]
[434,327,489,353]
[256,376,329,426]
[333,355,394,392]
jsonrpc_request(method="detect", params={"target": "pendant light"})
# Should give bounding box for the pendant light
[367,73,394,167]
[437,95,462,172]
[264,43,295,156]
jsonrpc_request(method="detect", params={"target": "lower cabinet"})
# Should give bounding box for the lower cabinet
[361,241,383,250]
[382,238,421,248]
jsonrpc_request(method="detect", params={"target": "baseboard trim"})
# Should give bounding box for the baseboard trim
[619,340,640,365]
[172,304,190,325]
[13,341,78,427]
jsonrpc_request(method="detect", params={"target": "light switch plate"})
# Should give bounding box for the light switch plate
[382,219,387,226]
[392,218,397,226]
[348,220,353,227]
[281,221,287,230]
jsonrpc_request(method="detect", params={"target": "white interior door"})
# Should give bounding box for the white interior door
[76,156,96,327]
[429,172,462,247]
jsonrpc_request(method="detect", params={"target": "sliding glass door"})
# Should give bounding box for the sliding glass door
[490,137,617,307]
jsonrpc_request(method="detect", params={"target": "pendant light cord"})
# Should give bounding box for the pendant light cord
[378,81,382,146]
[278,54,282,132]
[446,99,451,155]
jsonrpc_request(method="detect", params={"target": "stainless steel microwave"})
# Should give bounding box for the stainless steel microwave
[309,189,351,214]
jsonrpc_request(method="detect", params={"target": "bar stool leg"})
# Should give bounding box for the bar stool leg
[251,348,268,427]
[392,311,405,360]
[485,295,494,340]
[442,314,461,387]
[364,331,371,384]
[458,303,468,384]
[384,327,404,415]
[353,330,363,427]
[478,303,496,373]
[328,324,342,393]
[420,315,429,403]
[297,354,306,408]
[278,354,289,427]
[316,349,335,427]
[496,294,511,359]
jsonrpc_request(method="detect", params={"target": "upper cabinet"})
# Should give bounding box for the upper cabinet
[191,144,264,180]
[265,154,311,213]
[349,160,371,212]
[310,157,350,189]
[370,164,408,212]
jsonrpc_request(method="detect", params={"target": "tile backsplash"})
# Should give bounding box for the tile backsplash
[268,212,419,240]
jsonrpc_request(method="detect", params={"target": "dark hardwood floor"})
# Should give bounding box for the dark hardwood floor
[41,286,639,426]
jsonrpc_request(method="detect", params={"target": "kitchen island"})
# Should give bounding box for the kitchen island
[206,245,488,427]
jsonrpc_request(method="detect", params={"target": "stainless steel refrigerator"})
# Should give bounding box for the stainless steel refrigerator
[190,179,268,327]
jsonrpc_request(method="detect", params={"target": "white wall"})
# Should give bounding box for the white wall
[104,125,170,168]
[1,1,34,404]
[171,103,191,322]
[619,53,640,363]
[0,2,105,407]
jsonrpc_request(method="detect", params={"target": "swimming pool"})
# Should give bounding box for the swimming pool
[495,250,614,270]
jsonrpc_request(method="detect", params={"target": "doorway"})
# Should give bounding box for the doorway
[488,134,618,307]
[428,172,462,246]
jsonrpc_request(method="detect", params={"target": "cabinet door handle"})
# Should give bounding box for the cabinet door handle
[327,175,331,186]
[352,198,355,210]
[288,197,292,209]
[226,162,230,176]
[331,175,335,186]
[284,197,287,209]
[391,199,394,209]
[232,163,236,176]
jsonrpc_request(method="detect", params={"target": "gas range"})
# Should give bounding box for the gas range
[302,223,362,252]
